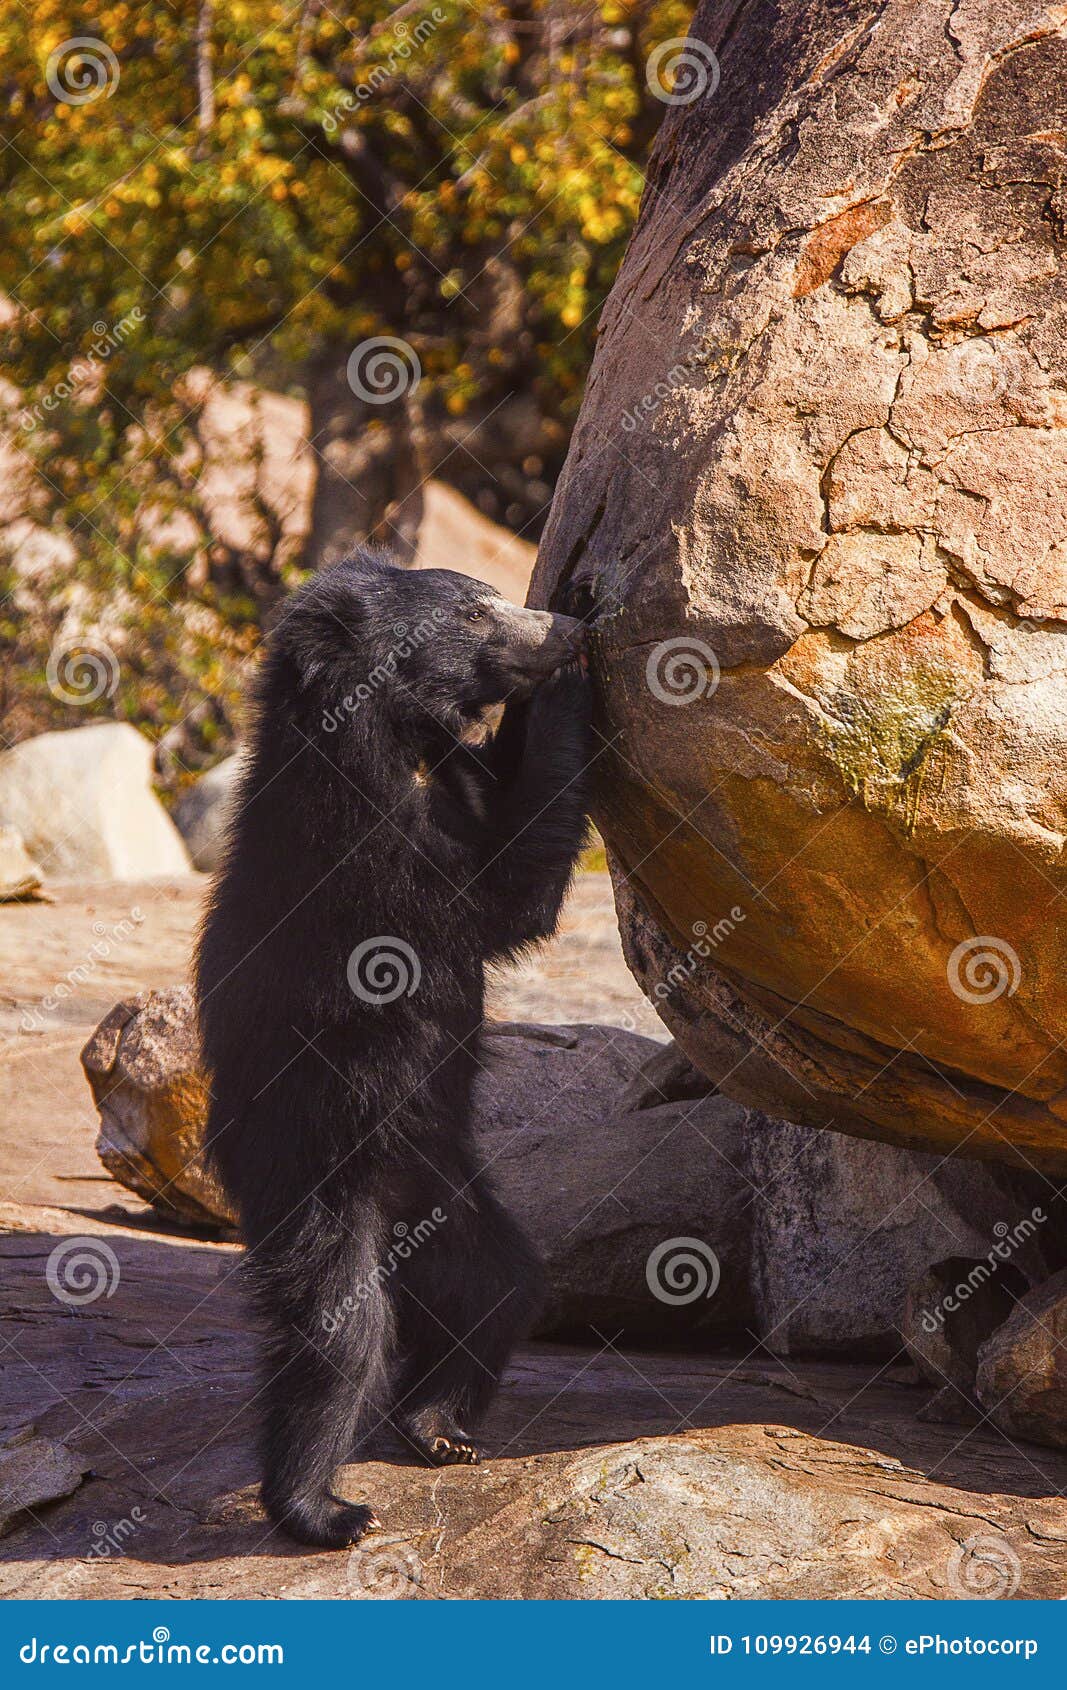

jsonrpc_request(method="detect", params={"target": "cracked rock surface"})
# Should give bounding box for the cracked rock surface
[532,0,1067,1169]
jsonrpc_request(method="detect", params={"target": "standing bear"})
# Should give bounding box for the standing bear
[195,549,592,1548]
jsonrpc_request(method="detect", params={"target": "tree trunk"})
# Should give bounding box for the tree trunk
[532,0,1067,1171]
[305,343,424,567]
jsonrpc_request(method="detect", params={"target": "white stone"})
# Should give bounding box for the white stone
[0,724,191,882]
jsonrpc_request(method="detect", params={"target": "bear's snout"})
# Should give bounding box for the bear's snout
[492,602,586,685]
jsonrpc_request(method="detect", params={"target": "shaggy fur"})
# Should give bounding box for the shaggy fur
[195,550,591,1548]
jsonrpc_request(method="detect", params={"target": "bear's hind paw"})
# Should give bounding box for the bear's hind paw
[266,1488,381,1550]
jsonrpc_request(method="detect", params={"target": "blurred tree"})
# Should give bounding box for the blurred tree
[0,0,692,768]
[0,0,690,576]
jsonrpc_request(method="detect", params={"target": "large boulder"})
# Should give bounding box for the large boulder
[531,0,1067,1171]
[0,725,191,882]
[474,1023,754,1338]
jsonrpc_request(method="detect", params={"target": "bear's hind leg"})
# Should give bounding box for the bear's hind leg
[247,1204,396,1549]
[389,1175,544,1467]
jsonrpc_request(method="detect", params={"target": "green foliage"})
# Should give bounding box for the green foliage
[0,0,691,766]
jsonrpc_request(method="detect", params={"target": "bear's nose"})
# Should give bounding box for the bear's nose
[552,613,587,650]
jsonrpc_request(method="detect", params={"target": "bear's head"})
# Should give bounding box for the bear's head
[269,548,586,738]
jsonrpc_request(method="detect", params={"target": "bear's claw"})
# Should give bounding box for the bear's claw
[428,1434,481,1466]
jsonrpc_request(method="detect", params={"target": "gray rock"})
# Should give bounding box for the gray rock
[0,725,191,883]
[746,1119,1057,1358]
[0,1434,89,1537]
[82,999,756,1337]
[614,1037,711,1111]
[476,1023,754,1338]
[173,756,242,873]
[976,1267,1067,1451]
[83,989,1064,1357]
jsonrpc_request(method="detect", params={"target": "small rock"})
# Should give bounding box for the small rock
[0,724,191,882]
[0,1435,89,1537]
[976,1267,1067,1451]
[173,756,242,873]
[81,987,233,1228]
[0,826,45,902]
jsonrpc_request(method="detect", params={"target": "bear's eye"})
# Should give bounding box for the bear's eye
[466,607,484,623]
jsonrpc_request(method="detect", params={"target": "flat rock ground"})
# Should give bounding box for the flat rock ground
[2,877,1066,1598]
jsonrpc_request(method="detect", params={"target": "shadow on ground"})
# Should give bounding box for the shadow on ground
[2,1222,1066,1599]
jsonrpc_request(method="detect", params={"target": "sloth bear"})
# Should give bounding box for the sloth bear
[195,549,591,1549]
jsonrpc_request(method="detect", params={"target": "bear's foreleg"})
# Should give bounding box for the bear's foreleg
[463,667,593,951]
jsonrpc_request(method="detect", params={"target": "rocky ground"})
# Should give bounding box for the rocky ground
[2,875,1066,1598]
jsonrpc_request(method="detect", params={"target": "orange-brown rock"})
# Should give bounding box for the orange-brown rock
[81,987,233,1229]
[532,0,1067,1171]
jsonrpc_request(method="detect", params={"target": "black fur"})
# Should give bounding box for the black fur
[194,550,591,1549]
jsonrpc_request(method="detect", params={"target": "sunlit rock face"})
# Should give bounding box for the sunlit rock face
[532,0,1067,1170]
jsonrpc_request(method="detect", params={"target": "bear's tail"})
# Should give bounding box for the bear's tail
[244,1196,395,1549]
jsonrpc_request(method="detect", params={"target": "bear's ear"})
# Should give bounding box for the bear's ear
[277,607,340,692]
